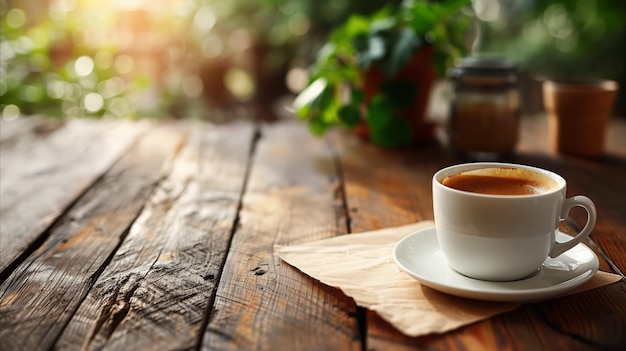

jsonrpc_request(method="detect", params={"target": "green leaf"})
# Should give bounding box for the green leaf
[330,15,370,47]
[369,18,396,34]
[314,84,335,118]
[365,94,413,147]
[315,42,337,64]
[368,36,386,60]
[439,0,472,16]
[372,115,413,147]
[311,65,358,84]
[293,79,342,137]
[382,27,421,75]
[355,34,386,69]
[293,78,328,116]
[351,89,364,105]
[380,81,417,107]
[308,117,330,136]
[337,104,360,127]
[365,94,392,131]
[408,3,444,35]
[369,114,413,147]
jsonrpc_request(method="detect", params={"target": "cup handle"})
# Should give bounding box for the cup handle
[549,195,597,258]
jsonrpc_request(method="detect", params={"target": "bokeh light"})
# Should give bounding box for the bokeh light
[202,36,224,59]
[224,68,255,101]
[94,51,114,70]
[6,8,26,28]
[182,76,203,99]
[194,6,217,33]
[3,104,21,121]
[473,0,500,22]
[114,55,134,75]
[47,81,66,99]
[74,56,95,77]
[84,92,104,112]
[286,66,307,93]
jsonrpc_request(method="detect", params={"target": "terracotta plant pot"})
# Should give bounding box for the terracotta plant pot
[359,46,437,144]
[543,80,619,156]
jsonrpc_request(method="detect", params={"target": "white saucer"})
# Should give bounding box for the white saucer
[393,226,599,302]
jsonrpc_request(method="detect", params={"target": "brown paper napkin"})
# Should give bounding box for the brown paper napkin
[275,221,622,337]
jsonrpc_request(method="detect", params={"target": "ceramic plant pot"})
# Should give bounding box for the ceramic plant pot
[542,80,619,156]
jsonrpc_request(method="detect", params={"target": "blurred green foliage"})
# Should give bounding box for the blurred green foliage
[0,0,401,120]
[2,0,623,121]
[475,0,625,82]
[0,1,181,119]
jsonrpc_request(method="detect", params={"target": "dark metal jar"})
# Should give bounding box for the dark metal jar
[447,57,520,160]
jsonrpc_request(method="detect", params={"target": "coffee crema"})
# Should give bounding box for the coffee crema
[442,167,558,195]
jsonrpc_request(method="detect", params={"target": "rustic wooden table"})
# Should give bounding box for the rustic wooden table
[1,115,625,350]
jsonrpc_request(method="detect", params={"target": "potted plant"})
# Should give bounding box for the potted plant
[293,0,472,147]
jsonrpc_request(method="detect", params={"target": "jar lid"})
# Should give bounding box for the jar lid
[449,57,517,77]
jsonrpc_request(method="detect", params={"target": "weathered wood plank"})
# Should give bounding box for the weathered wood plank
[366,304,581,351]
[0,123,184,351]
[0,117,148,272]
[332,129,624,350]
[331,130,445,232]
[55,121,256,350]
[202,121,360,351]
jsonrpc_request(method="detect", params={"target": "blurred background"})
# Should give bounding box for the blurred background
[1,0,624,122]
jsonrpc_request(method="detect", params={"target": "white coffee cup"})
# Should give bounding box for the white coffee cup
[432,162,597,281]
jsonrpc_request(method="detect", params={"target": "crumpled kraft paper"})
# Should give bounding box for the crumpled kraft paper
[275,221,622,337]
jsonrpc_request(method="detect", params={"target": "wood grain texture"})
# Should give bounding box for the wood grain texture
[332,128,624,350]
[0,116,624,351]
[54,121,256,351]
[202,121,360,351]
[0,124,184,351]
[330,129,445,233]
[0,117,148,271]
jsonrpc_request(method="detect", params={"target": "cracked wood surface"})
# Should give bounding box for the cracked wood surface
[202,121,359,351]
[0,116,625,351]
[0,121,185,350]
[0,117,148,271]
[54,121,255,350]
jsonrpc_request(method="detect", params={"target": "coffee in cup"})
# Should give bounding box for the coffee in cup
[433,162,596,281]
[441,167,558,195]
